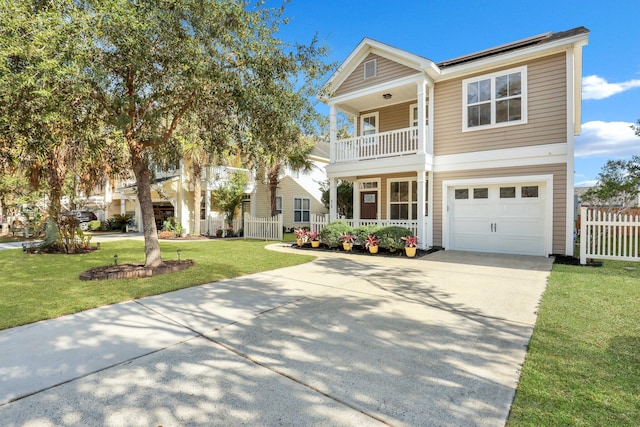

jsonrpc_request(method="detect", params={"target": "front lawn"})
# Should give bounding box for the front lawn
[0,239,314,330]
[508,259,640,426]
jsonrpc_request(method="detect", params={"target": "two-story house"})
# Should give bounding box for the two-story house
[102,141,329,235]
[319,27,589,257]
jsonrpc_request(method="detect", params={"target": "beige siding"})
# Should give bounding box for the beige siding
[356,172,425,220]
[433,53,567,155]
[253,176,327,230]
[359,101,416,134]
[334,53,419,97]
[432,163,567,254]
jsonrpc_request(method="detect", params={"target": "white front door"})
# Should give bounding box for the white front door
[449,183,547,256]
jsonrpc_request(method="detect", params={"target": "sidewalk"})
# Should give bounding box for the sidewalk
[0,248,552,426]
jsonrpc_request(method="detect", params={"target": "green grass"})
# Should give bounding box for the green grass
[508,260,640,426]
[0,239,313,330]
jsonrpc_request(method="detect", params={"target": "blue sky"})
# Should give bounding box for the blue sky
[276,0,640,186]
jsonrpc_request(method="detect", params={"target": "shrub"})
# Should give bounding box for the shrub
[87,220,102,231]
[352,225,381,245]
[158,230,174,239]
[319,221,353,248]
[112,213,134,232]
[377,226,413,252]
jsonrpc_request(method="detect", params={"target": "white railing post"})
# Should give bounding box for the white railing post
[580,206,587,265]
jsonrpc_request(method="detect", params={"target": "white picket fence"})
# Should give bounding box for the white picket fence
[243,214,283,241]
[201,216,242,236]
[579,207,640,264]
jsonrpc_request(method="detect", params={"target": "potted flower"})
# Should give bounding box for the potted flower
[294,228,308,246]
[341,233,355,251]
[225,226,234,237]
[215,226,223,238]
[365,234,380,254]
[401,235,418,257]
[308,231,321,248]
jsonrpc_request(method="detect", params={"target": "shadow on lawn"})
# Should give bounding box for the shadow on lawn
[0,254,540,426]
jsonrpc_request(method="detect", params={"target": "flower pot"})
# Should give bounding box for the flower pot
[311,240,320,248]
[369,245,379,254]
[405,246,417,257]
[342,242,352,251]
[297,238,304,247]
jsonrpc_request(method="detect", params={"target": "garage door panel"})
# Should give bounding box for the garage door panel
[495,237,545,256]
[452,234,495,252]
[449,182,547,256]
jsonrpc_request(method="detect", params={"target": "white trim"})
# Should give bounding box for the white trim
[442,174,554,256]
[330,74,430,105]
[438,34,589,81]
[434,143,567,172]
[566,49,576,255]
[364,58,377,80]
[387,177,419,221]
[292,196,311,223]
[462,66,528,132]
[354,178,381,220]
[360,111,379,134]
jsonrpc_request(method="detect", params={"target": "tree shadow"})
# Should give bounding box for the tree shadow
[0,252,546,426]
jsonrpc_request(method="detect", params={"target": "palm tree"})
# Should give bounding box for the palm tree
[261,137,316,217]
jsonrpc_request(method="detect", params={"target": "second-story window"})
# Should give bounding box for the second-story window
[462,66,527,131]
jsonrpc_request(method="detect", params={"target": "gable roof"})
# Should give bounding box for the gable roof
[319,26,589,102]
[437,27,589,68]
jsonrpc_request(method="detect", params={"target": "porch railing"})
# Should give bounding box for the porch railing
[205,166,255,193]
[334,126,423,163]
[310,215,419,239]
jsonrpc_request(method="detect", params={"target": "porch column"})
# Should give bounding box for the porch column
[329,177,338,221]
[417,80,427,154]
[427,172,434,247]
[428,84,435,154]
[417,170,427,249]
[329,104,337,164]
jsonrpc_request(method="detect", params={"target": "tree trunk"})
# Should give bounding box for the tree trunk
[268,164,280,217]
[192,162,202,236]
[131,149,162,267]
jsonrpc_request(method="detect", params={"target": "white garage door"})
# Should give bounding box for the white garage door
[449,183,547,256]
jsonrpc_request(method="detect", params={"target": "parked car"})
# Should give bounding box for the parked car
[63,210,98,230]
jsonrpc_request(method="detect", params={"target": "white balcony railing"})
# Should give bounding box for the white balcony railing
[205,166,255,193]
[335,126,425,163]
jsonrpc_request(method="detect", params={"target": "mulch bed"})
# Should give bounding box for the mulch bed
[292,243,440,258]
[80,259,195,281]
[551,254,602,266]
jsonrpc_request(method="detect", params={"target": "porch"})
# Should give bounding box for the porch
[334,126,423,163]
[310,214,425,246]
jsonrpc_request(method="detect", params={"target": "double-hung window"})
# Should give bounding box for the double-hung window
[293,197,310,222]
[389,179,429,220]
[463,66,527,131]
[275,196,282,215]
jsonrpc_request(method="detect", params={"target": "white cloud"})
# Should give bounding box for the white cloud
[582,75,640,100]
[575,121,638,158]
[574,179,599,188]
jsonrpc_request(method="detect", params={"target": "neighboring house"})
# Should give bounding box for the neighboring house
[319,27,589,256]
[88,141,329,235]
[251,141,330,231]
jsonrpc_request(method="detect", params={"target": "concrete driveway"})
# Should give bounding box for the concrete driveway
[0,246,552,426]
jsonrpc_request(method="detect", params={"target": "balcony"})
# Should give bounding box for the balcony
[334,126,427,163]
[205,166,255,193]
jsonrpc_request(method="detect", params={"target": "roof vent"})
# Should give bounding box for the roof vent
[364,59,377,79]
